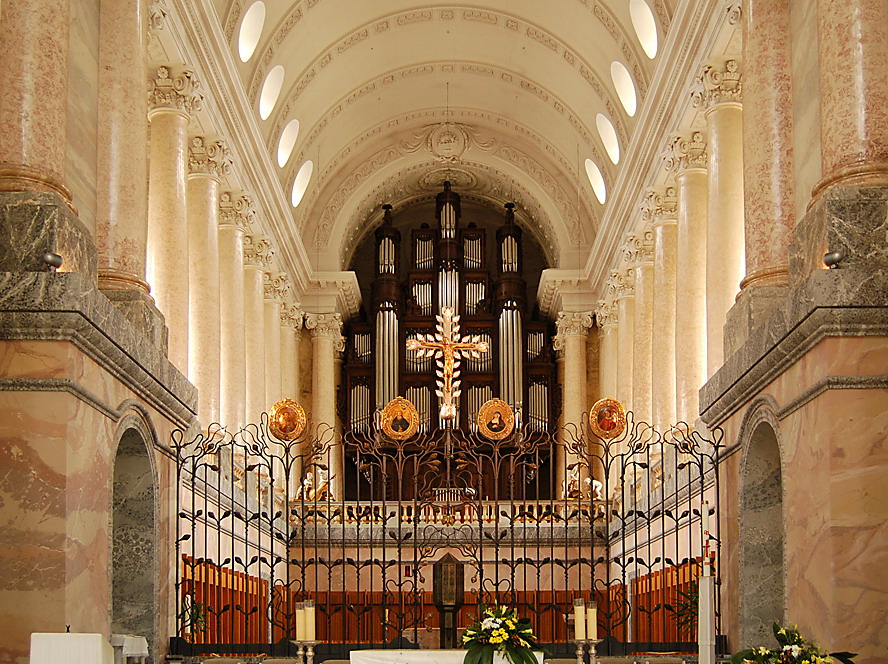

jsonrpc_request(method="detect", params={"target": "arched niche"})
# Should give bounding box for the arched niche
[739,417,785,648]
[111,424,158,661]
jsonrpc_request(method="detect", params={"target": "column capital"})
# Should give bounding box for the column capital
[663,131,708,173]
[554,311,593,338]
[264,271,290,301]
[148,65,203,116]
[612,267,636,300]
[219,191,255,230]
[623,227,655,266]
[188,136,232,179]
[305,313,345,351]
[243,234,274,267]
[281,304,305,330]
[691,59,743,110]
[641,186,678,227]
[596,299,617,328]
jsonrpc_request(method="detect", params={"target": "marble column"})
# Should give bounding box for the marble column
[186,137,230,425]
[665,132,708,425]
[305,313,344,501]
[243,235,272,424]
[147,66,201,371]
[95,0,149,292]
[647,187,678,432]
[614,268,636,414]
[741,0,794,292]
[280,305,303,401]
[263,273,288,407]
[693,59,745,374]
[554,311,593,498]
[596,300,618,401]
[218,192,254,430]
[815,0,888,192]
[0,0,72,202]
[626,229,655,426]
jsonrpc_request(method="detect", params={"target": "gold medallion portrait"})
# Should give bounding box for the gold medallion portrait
[269,398,307,441]
[477,398,514,440]
[589,397,626,439]
[381,397,420,440]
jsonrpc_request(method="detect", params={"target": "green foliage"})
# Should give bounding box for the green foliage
[731,623,856,664]
[674,581,698,637]
[461,604,547,664]
[178,595,208,634]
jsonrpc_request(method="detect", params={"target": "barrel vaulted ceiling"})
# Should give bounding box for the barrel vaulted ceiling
[167,0,735,301]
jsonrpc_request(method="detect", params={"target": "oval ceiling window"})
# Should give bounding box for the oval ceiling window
[238,2,266,63]
[610,61,637,117]
[630,0,658,59]
[259,65,285,120]
[584,158,607,204]
[596,113,620,165]
[277,119,300,167]
[291,160,314,208]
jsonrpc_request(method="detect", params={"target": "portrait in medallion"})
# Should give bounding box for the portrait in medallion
[269,398,307,441]
[589,397,626,439]
[477,398,514,440]
[381,396,420,440]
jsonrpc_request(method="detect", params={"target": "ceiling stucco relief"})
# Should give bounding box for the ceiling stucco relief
[300,120,590,253]
[249,6,635,141]
[280,60,615,194]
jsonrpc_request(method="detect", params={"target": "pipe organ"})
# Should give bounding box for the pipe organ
[344,182,556,439]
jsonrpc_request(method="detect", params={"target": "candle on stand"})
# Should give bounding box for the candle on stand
[573,598,586,640]
[586,602,598,641]
[305,599,316,641]
[295,601,307,641]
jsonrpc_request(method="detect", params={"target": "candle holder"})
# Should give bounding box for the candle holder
[572,638,602,664]
[291,640,319,664]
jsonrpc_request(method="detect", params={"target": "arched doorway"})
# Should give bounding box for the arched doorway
[739,419,785,648]
[112,426,157,661]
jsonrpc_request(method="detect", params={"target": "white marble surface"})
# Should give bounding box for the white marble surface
[31,633,114,664]
[349,650,543,664]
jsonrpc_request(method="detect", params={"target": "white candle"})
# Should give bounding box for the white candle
[701,501,711,576]
[305,600,316,641]
[586,603,598,641]
[573,599,586,640]
[295,602,307,641]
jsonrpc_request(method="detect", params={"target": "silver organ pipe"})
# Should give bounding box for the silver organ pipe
[438,268,459,313]
[464,236,482,268]
[528,380,548,430]
[416,239,434,270]
[354,333,371,362]
[526,331,544,362]
[468,385,493,432]
[502,235,519,272]
[375,308,398,409]
[351,383,371,432]
[413,283,433,316]
[379,237,396,274]
[406,330,433,372]
[440,201,457,239]
[465,333,492,372]
[405,385,431,432]
[465,281,486,315]
[498,302,523,408]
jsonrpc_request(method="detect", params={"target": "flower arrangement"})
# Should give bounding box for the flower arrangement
[461,605,545,664]
[731,623,856,664]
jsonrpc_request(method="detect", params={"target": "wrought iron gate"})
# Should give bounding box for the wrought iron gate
[170,412,723,659]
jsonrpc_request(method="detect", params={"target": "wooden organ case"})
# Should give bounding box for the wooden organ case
[343,183,558,498]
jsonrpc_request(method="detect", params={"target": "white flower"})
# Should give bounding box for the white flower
[758,646,770,655]
[482,617,501,631]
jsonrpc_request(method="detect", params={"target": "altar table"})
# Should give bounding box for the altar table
[349,650,544,664]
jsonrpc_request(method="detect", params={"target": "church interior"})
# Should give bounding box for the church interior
[0,1,886,663]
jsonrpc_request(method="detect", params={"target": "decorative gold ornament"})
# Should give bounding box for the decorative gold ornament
[381,396,420,440]
[406,306,489,421]
[269,398,306,441]
[477,398,514,440]
[589,397,626,439]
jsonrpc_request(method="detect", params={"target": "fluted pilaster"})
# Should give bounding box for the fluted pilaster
[264,272,290,407]
[243,234,273,423]
[625,227,655,426]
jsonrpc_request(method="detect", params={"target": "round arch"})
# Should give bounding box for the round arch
[110,407,160,662]
[738,401,786,649]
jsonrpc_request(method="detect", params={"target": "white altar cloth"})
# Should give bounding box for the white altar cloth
[349,650,543,664]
